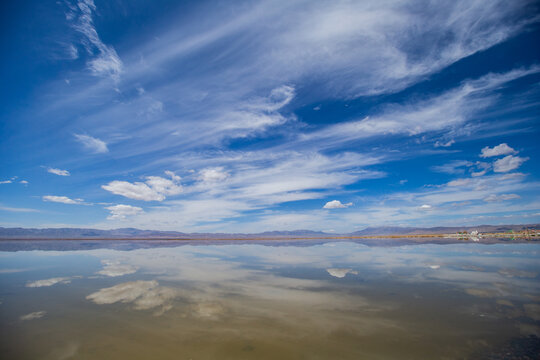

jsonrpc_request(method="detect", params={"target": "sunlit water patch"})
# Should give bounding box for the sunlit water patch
[1,240,539,359]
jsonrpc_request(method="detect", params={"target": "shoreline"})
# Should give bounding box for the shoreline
[0,233,537,241]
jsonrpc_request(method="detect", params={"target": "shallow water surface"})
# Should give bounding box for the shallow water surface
[1,240,539,359]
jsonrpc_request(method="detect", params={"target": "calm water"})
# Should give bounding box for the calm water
[1,240,539,359]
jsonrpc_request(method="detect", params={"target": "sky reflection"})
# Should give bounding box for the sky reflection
[1,241,539,359]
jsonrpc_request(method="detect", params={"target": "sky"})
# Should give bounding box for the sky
[1,0,539,233]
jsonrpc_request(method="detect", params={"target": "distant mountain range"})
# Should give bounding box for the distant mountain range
[0,224,537,239]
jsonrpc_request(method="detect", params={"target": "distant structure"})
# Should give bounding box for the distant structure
[444,230,482,241]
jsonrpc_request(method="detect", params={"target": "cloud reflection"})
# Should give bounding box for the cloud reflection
[26,277,72,287]
[20,311,46,321]
[86,280,177,315]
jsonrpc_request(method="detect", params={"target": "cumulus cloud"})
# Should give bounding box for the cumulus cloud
[493,155,529,173]
[86,280,176,315]
[483,194,521,202]
[326,268,357,278]
[480,143,517,158]
[74,134,108,153]
[164,170,181,182]
[419,204,432,210]
[105,204,144,219]
[19,180,29,184]
[47,167,70,176]
[199,167,229,182]
[0,180,12,184]
[102,181,160,201]
[26,277,72,287]
[20,311,46,321]
[42,195,84,204]
[102,171,182,201]
[323,200,353,209]
[97,260,138,277]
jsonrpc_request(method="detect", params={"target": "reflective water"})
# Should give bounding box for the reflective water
[1,240,539,359]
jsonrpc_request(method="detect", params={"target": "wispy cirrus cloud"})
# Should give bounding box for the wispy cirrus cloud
[47,167,70,176]
[43,195,84,204]
[0,205,40,213]
[298,67,540,148]
[122,0,538,97]
[105,204,144,220]
[484,194,521,202]
[65,0,123,80]
[74,134,108,153]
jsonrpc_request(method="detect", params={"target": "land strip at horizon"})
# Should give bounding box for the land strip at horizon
[0,232,538,241]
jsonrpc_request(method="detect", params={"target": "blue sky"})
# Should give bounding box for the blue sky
[1,0,539,232]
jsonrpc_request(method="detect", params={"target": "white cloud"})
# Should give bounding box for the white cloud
[483,194,521,202]
[434,139,455,148]
[67,44,79,59]
[323,200,353,209]
[447,179,472,187]
[97,151,384,231]
[102,181,160,201]
[300,67,540,147]
[434,160,492,177]
[19,180,29,184]
[471,162,491,177]
[0,180,12,184]
[105,204,144,219]
[67,0,123,80]
[164,170,181,182]
[47,167,70,176]
[74,134,109,153]
[145,176,183,196]
[126,0,535,98]
[42,195,84,204]
[217,85,297,138]
[20,311,46,321]
[432,160,472,174]
[0,205,40,213]
[26,277,72,287]
[480,143,517,158]
[493,155,529,173]
[199,167,229,182]
[419,204,432,210]
[102,171,182,201]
